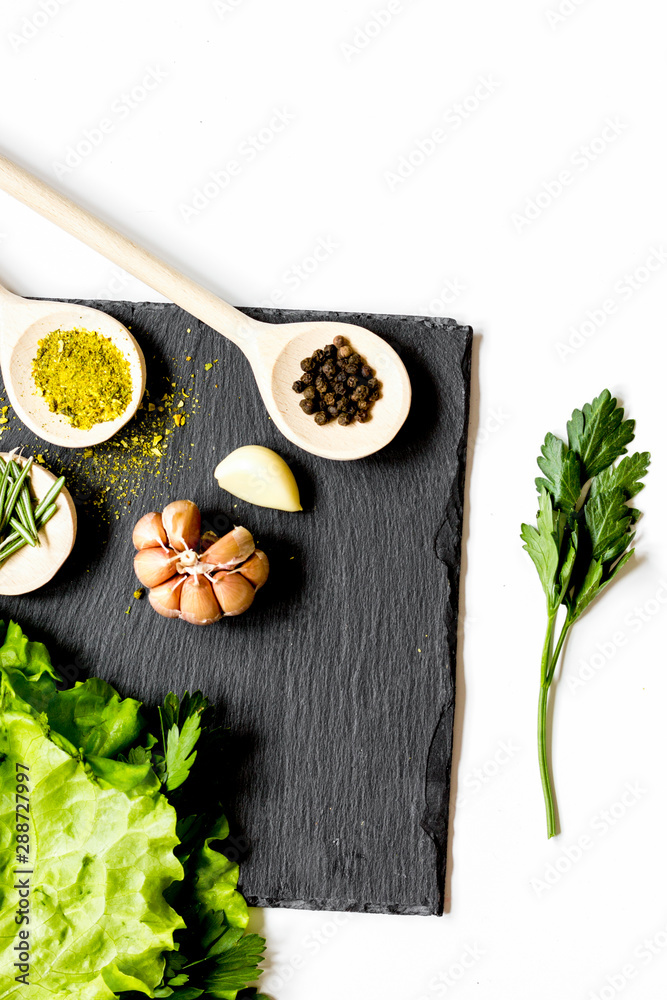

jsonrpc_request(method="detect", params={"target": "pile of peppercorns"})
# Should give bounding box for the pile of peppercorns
[292,335,382,426]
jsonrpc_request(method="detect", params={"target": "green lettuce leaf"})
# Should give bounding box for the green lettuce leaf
[193,815,249,930]
[0,710,184,998]
[0,623,185,998]
[0,620,61,715]
[46,676,145,758]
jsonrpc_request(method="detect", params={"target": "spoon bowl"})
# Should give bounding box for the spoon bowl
[0,153,411,460]
[252,320,410,460]
[0,285,146,448]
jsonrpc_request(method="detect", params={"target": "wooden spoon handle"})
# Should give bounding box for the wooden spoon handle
[0,153,254,350]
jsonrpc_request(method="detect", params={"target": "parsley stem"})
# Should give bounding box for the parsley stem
[538,610,577,838]
[538,612,558,839]
[538,686,555,838]
[546,612,575,687]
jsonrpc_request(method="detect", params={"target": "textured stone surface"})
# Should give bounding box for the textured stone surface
[0,302,471,915]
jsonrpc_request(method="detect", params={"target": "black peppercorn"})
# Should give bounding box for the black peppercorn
[293,338,381,429]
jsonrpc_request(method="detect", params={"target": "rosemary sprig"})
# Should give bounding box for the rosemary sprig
[0,456,33,534]
[0,459,12,523]
[20,483,40,543]
[0,503,59,564]
[4,458,38,544]
[0,456,66,565]
[35,475,66,519]
[8,516,37,548]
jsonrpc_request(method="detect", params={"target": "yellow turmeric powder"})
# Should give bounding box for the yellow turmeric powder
[32,328,133,430]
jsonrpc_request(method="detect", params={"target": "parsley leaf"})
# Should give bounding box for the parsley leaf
[536,432,582,513]
[164,712,203,791]
[590,451,651,500]
[566,388,635,480]
[158,691,208,792]
[521,488,561,609]
[585,487,635,564]
[200,919,266,994]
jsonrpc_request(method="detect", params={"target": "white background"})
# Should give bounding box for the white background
[1,1,666,998]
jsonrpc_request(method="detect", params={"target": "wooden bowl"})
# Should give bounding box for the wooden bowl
[0,454,77,595]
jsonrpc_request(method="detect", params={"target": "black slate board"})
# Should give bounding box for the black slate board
[0,302,471,916]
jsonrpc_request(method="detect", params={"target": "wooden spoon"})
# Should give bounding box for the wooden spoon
[0,282,146,447]
[0,154,411,461]
[0,452,77,595]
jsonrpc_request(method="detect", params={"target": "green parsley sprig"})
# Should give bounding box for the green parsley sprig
[142,691,269,1000]
[521,390,650,838]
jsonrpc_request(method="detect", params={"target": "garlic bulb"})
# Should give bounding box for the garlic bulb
[214,445,302,512]
[132,499,269,626]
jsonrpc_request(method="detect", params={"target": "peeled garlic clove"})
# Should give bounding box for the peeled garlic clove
[134,547,179,588]
[214,445,302,512]
[237,549,269,590]
[162,500,201,552]
[133,511,168,551]
[212,571,256,616]
[149,576,185,618]
[180,575,222,626]
[202,525,255,569]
